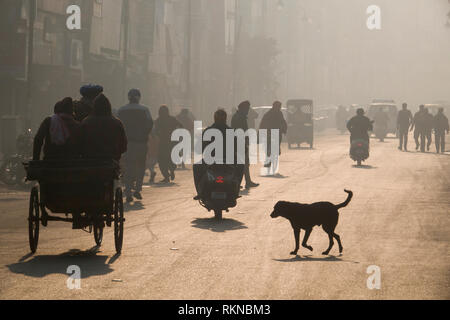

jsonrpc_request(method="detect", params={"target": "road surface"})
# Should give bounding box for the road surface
[0,132,449,300]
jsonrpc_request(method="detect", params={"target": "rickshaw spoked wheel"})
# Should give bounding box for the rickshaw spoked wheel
[114,188,124,254]
[94,224,104,246]
[28,187,40,253]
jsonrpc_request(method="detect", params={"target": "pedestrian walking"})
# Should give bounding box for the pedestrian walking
[259,101,287,175]
[154,105,183,183]
[231,101,259,189]
[434,108,449,154]
[424,108,434,151]
[397,103,413,151]
[411,105,426,152]
[117,89,154,203]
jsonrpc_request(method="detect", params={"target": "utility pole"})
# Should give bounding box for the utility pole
[186,0,192,107]
[25,0,36,128]
[122,0,130,101]
[232,0,241,108]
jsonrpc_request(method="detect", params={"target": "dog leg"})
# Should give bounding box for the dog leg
[302,228,313,252]
[290,228,300,255]
[322,233,334,255]
[334,233,343,253]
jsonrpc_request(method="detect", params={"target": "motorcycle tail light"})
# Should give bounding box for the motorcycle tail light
[357,143,363,147]
[216,176,224,184]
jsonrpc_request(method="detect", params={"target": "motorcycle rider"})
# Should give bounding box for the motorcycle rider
[397,103,413,151]
[346,108,373,144]
[193,109,243,200]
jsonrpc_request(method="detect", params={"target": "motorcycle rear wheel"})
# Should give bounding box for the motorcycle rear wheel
[214,210,222,220]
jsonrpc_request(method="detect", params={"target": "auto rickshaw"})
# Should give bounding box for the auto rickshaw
[286,99,314,149]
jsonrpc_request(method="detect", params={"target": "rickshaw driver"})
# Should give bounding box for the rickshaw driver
[347,108,374,144]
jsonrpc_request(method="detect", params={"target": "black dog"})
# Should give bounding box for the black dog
[270,190,353,256]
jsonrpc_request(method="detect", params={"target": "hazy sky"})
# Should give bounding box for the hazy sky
[272,0,450,107]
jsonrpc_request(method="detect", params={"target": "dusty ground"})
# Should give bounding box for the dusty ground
[0,132,449,300]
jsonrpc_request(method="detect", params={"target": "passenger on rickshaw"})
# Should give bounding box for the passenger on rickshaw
[74,84,104,122]
[292,106,310,125]
[33,97,82,161]
[81,93,128,161]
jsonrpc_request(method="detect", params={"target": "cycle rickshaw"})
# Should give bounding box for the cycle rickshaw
[286,99,314,149]
[24,159,124,254]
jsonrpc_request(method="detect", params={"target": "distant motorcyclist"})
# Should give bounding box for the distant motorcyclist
[373,108,389,142]
[434,108,449,154]
[346,108,373,143]
[396,103,413,151]
[411,105,426,151]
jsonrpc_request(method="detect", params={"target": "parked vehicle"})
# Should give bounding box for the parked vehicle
[367,102,398,137]
[0,129,33,186]
[286,99,314,149]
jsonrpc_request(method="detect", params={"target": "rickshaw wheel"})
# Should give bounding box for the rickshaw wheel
[114,188,124,253]
[94,224,103,246]
[28,187,40,253]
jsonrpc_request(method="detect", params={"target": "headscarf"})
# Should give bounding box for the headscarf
[93,93,112,116]
[80,84,104,100]
[159,105,170,118]
[50,97,73,146]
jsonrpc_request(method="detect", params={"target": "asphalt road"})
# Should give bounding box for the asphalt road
[0,131,449,300]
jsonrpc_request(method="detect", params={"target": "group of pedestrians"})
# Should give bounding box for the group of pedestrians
[397,103,449,153]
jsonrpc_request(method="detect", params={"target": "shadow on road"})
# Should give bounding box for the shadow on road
[191,217,247,233]
[240,189,250,196]
[260,173,289,179]
[274,254,359,264]
[352,165,377,169]
[152,182,179,188]
[124,201,145,212]
[7,248,114,278]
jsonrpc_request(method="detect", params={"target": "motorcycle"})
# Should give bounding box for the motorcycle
[0,129,33,186]
[350,139,369,166]
[374,124,388,142]
[194,164,243,220]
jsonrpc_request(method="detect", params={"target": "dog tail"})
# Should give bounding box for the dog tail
[335,189,353,209]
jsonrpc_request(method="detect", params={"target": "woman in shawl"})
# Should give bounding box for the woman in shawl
[33,97,82,160]
[81,93,127,161]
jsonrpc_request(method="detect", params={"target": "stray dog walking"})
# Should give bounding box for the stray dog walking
[270,190,353,255]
